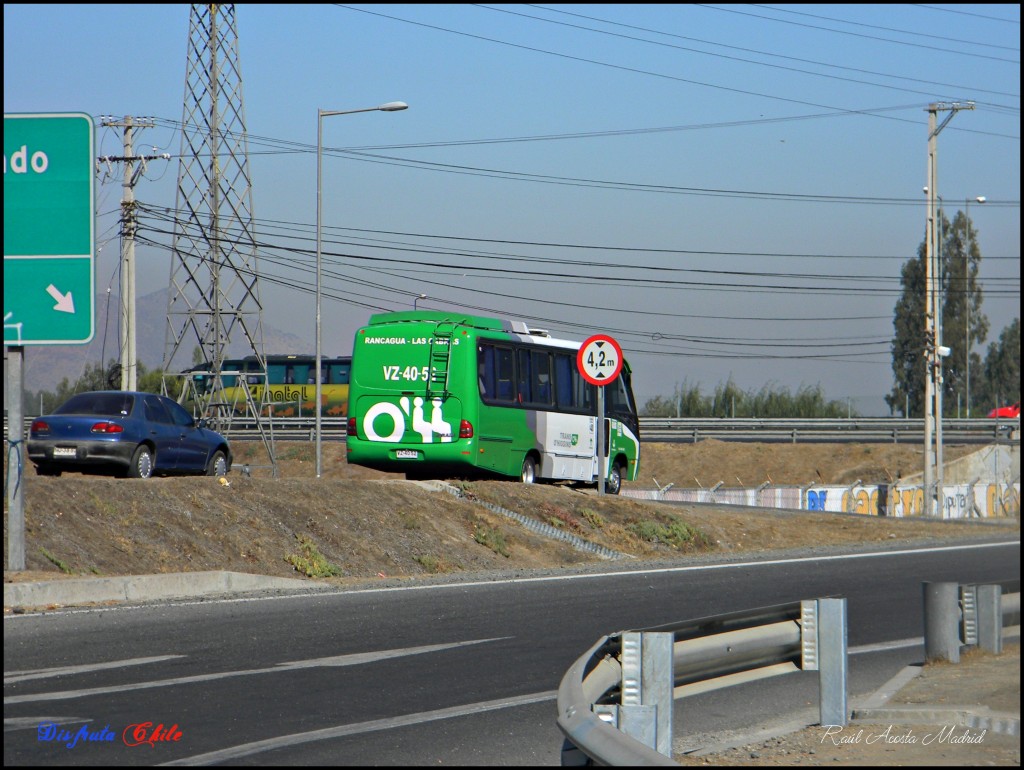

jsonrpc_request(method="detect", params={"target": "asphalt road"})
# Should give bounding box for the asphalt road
[4,539,1019,765]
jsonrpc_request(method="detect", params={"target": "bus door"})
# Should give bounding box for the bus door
[603,371,641,482]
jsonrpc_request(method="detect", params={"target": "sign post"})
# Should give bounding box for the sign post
[4,112,95,571]
[577,334,624,495]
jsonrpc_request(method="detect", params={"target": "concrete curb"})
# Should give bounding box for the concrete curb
[4,570,325,609]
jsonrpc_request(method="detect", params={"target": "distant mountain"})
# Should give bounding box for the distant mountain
[15,288,310,395]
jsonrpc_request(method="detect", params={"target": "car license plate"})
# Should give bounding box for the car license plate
[395,450,419,459]
[53,447,77,458]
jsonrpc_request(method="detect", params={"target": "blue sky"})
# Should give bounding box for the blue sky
[4,4,1020,414]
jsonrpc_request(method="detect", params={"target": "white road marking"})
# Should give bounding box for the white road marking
[4,655,185,684]
[4,716,90,732]
[3,638,508,705]
[849,637,922,655]
[162,690,558,765]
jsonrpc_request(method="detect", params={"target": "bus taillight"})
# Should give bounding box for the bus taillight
[459,419,474,439]
[347,417,357,436]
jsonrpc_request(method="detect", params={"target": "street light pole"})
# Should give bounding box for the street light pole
[965,195,985,418]
[316,101,408,478]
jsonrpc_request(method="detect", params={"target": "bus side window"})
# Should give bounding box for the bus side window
[576,373,594,414]
[495,347,515,402]
[554,353,574,410]
[516,349,532,404]
[532,350,552,405]
[607,377,628,415]
[331,362,351,385]
[477,345,494,399]
[268,363,287,384]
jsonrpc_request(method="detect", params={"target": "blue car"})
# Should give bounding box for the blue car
[28,391,232,479]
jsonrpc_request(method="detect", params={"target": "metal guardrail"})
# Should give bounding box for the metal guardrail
[556,598,847,765]
[639,417,1020,444]
[558,585,1021,765]
[5,415,1018,444]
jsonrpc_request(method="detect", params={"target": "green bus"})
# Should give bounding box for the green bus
[345,311,641,493]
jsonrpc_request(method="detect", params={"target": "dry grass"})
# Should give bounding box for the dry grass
[4,440,1015,584]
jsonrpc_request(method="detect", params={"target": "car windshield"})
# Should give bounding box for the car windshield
[54,392,134,417]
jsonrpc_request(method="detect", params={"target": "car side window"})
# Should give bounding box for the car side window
[144,396,174,424]
[163,397,197,428]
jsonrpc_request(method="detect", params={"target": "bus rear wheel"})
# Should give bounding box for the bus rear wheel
[606,462,623,495]
[521,455,537,484]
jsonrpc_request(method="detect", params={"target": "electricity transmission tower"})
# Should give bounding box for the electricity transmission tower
[161,3,276,471]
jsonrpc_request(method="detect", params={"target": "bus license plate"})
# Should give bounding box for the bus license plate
[395,450,419,459]
[54,447,77,458]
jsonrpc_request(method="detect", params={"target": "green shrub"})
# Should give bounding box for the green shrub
[41,547,73,574]
[580,508,605,529]
[473,523,511,558]
[285,534,343,578]
[626,519,703,549]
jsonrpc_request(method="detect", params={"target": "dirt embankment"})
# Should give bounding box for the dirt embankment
[5,440,1015,587]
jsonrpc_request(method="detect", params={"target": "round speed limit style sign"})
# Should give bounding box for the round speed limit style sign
[577,334,623,386]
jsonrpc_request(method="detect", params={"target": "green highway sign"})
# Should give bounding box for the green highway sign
[4,112,95,345]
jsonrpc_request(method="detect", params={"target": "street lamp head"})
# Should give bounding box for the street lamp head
[378,101,408,112]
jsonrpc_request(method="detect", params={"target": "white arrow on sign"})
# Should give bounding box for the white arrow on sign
[46,284,76,314]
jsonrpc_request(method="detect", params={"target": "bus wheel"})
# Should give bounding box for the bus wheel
[606,462,623,495]
[521,455,537,484]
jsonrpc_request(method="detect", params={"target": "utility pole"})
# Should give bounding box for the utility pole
[99,116,169,391]
[923,101,973,516]
[965,195,985,418]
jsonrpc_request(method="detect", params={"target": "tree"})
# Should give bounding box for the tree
[640,380,708,417]
[886,209,989,417]
[640,379,853,418]
[976,318,1020,413]
[942,211,989,416]
[48,359,121,409]
[885,238,926,417]
[34,359,174,413]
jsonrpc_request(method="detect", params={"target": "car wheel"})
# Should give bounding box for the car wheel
[206,450,228,477]
[129,445,154,479]
[606,462,623,495]
[521,455,537,484]
[36,464,62,477]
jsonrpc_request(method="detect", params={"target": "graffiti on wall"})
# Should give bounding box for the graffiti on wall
[804,483,1020,518]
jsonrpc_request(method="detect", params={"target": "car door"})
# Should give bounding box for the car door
[142,395,182,470]
[163,396,209,472]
